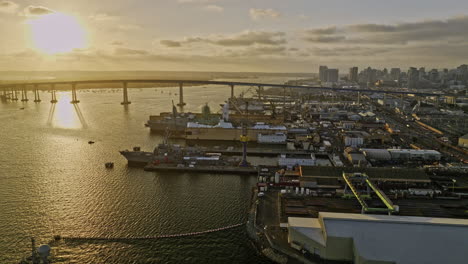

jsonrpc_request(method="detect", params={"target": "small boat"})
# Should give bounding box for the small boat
[105,162,114,168]
[88,141,95,144]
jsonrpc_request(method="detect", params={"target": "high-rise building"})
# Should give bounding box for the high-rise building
[457,64,468,83]
[419,67,426,79]
[319,66,328,82]
[429,69,439,82]
[383,68,389,78]
[408,67,419,89]
[366,67,377,84]
[390,68,401,81]
[327,69,339,83]
[349,67,358,82]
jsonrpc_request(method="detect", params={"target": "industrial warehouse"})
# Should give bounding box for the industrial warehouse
[288,213,468,264]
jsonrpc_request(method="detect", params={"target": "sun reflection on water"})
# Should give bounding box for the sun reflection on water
[50,92,86,129]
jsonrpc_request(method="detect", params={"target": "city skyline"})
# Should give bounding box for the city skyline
[1,0,468,72]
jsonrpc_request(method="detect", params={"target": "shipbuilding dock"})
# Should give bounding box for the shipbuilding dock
[204,147,309,157]
[144,164,258,175]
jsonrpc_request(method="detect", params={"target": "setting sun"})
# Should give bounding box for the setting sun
[27,12,87,55]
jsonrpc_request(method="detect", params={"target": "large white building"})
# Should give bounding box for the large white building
[278,154,316,168]
[288,212,468,264]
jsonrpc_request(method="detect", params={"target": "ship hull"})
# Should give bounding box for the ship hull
[120,151,154,167]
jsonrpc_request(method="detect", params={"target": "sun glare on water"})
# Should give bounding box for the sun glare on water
[27,13,87,55]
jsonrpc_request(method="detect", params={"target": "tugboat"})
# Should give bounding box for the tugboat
[18,237,51,264]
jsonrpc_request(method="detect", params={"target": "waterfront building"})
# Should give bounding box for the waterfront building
[319,66,328,82]
[288,212,468,264]
[349,67,358,82]
[327,69,339,83]
[457,64,468,83]
[407,67,419,89]
[418,67,426,79]
[428,69,439,82]
[390,68,401,81]
[365,67,377,85]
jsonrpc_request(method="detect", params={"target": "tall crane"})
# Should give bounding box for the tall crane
[239,101,250,167]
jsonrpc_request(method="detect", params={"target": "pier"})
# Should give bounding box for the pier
[204,147,309,157]
[144,164,257,174]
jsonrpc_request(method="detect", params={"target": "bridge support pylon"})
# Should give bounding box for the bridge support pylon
[121,82,131,105]
[21,85,29,102]
[70,83,80,104]
[50,84,57,103]
[34,84,41,102]
[230,85,234,99]
[177,83,186,106]
[12,87,18,101]
[257,86,264,99]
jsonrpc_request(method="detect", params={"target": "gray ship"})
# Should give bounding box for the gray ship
[120,143,206,167]
[146,102,220,135]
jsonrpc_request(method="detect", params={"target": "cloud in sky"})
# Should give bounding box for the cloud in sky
[303,15,468,45]
[203,5,223,12]
[1,1,468,72]
[89,13,119,21]
[110,41,124,46]
[160,40,182,48]
[249,8,281,20]
[178,0,218,3]
[23,5,54,16]
[0,0,18,13]
[160,31,286,47]
[117,24,142,31]
[114,47,149,56]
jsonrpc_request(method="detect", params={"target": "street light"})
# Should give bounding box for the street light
[452,179,457,193]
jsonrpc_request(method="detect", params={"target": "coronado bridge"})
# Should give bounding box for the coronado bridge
[0,79,446,106]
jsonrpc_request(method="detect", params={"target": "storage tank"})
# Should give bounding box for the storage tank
[274,172,280,184]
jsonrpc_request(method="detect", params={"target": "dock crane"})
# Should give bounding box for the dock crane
[239,101,250,167]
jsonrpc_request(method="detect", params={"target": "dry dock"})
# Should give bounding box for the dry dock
[205,148,309,157]
[144,164,258,175]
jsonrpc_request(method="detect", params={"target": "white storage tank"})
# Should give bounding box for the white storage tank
[274,172,280,184]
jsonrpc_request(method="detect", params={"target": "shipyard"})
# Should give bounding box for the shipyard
[110,66,468,264]
[4,69,468,264]
[2,2,468,263]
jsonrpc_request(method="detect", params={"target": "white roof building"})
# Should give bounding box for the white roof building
[288,212,468,264]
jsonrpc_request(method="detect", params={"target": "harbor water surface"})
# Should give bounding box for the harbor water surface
[0,77,299,263]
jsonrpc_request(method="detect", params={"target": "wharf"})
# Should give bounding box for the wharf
[205,147,309,157]
[144,164,258,175]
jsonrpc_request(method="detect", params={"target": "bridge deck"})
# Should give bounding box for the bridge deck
[0,79,447,96]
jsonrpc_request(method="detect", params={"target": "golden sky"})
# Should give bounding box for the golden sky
[1,0,468,72]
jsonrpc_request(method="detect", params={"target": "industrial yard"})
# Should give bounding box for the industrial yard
[114,72,468,264]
